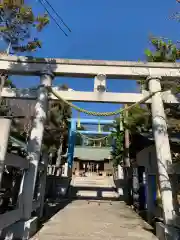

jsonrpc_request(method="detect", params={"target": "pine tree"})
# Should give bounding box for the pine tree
[137,37,180,93]
[0,1,49,53]
[112,36,180,166]
[0,0,49,116]
[111,119,124,167]
[144,37,180,132]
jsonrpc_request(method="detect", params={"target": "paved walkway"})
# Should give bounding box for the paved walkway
[32,176,157,240]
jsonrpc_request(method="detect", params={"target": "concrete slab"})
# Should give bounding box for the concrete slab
[31,200,157,240]
[31,176,157,240]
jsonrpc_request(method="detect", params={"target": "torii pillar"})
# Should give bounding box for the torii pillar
[22,70,53,220]
[148,76,176,236]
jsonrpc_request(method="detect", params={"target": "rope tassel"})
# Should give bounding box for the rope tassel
[98,118,101,133]
[77,111,81,128]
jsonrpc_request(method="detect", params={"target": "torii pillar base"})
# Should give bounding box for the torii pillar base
[1,217,38,240]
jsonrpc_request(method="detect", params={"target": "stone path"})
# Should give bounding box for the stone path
[32,176,157,240]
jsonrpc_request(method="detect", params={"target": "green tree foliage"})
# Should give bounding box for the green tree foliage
[138,37,180,93]
[4,84,71,156]
[123,105,150,133]
[40,91,71,153]
[75,125,85,146]
[4,78,15,88]
[111,106,151,167]
[144,36,180,132]
[0,1,49,115]
[102,124,112,132]
[0,1,49,52]
[0,78,15,116]
[111,5,180,165]
[127,37,180,136]
[111,118,124,166]
[111,35,180,166]
[145,37,180,62]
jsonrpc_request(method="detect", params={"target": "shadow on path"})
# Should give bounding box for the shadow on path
[36,197,72,234]
[37,183,120,233]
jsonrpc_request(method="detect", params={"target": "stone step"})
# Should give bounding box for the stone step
[75,190,119,198]
[32,235,147,240]
[69,176,119,201]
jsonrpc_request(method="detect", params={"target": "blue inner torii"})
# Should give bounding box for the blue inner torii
[67,118,114,168]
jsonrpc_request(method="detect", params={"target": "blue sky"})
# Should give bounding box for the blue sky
[7,0,180,121]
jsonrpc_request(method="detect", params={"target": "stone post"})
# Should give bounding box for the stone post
[148,76,174,226]
[0,118,11,187]
[132,167,139,209]
[22,70,53,220]
[117,164,124,197]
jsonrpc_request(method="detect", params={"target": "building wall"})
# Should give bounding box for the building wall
[136,145,158,175]
[72,159,112,175]
[136,144,180,220]
[74,146,111,161]
[104,162,112,173]
[135,145,158,220]
[136,144,180,174]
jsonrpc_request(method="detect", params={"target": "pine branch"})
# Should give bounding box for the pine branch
[0,3,49,53]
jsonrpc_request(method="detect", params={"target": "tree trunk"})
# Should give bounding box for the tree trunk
[56,135,64,168]
[124,104,130,168]
[124,104,132,205]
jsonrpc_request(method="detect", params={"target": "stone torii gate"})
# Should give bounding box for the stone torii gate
[67,118,113,177]
[0,55,180,238]
[67,118,113,169]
